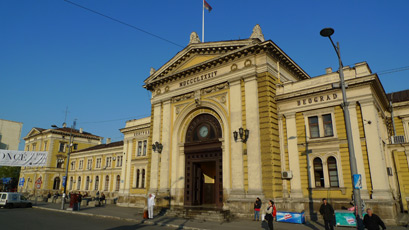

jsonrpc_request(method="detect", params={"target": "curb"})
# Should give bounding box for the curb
[32,206,208,230]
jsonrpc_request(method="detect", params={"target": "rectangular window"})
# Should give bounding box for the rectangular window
[79,160,83,169]
[87,159,92,170]
[32,143,36,151]
[143,140,147,156]
[323,114,334,137]
[96,158,101,168]
[73,144,78,150]
[59,142,65,152]
[106,157,112,168]
[71,161,76,170]
[137,141,142,156]
[309,116,320,138]
[116,156,122,167]
[43,141,48,151]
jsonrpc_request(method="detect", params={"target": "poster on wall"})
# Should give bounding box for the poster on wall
[0,150,48,167]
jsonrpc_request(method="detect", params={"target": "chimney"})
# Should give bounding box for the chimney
[62,122,67,128]
[79,128,83,133]
[325,67,333,74]
[106,138,111,144]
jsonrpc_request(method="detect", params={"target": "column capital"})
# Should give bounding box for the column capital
[243,75,257,83]
[228,79,242,87]
[358,99,375,107]
[284,112,296,119]
[163,100,171,105]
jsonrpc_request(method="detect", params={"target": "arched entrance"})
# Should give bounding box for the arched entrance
[184,114,223,207]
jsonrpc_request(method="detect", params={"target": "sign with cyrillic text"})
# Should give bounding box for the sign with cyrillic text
[0,150,48,167]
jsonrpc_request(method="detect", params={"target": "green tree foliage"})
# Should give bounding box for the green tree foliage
[0,166,21,191]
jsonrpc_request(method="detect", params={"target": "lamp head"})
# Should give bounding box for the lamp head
[320,28,334,37]
[239,127,244,138]
[233,131,238,142]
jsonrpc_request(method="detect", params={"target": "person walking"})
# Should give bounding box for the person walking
[319,198,335,230]
[363,208,386,230]
[147,194,156,219]
[77,192,82,211]
[265,200,276,230]
[254,197,262,221]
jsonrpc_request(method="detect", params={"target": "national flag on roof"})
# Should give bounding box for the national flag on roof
[204,0,212,12]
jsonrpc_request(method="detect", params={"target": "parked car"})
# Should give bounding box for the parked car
[0,192,32,208]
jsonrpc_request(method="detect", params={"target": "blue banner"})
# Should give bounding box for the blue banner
[62,176,66,187]
[19,177,25,186]
[276,211,305,224]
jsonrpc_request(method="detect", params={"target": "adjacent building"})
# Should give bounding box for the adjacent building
[0,119,23,150]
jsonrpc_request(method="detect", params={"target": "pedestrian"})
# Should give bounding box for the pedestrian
[96,191,100,206]
[319,198,335,230]
[147,194,156,219]
[363,208,386,230]
[47,192,51,199]
[52,191,59,203]
[265,200,276,230]
[77,192,82,211]
[254,197,262,221]
[100,192,106,205]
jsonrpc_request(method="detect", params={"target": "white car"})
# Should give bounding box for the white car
[0,192,32,208]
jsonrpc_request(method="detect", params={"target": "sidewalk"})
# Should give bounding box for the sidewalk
[32,202,408,230]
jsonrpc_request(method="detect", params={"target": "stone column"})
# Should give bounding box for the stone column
[360,100,392,200]
[229,80,245,198]
[159,100,171,192]
[244,76,263,197]
[124,139,133,193]
[348,103,370,199]
[285,113,303,198]
[119,140,128,194]
[149,103,162,193]
[278,115,289,198]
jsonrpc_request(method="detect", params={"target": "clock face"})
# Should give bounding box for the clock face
[199,126,209,138]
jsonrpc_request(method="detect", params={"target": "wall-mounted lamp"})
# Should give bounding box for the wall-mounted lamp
[233,127,250,143]
[152,141,163,153]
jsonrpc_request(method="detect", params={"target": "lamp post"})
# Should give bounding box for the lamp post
[320,28,363,228]
[52,120,76,210]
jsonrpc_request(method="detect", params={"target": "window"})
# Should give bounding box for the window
[43,141,48,151]
[32,143,36,151]
[137,141,142,156]
[69,177,73,190]
[96,158,102,168]
[85,176,90,190]
[141,169,145,188]
[323,114,334,137]
[95,176,99,190]
[116,175,120,191]
[77,176,81,190]
[79,160,84,169]
[309,116,319,138]
[53,177,60,190]
[59,142,65,152]
[136,169,140,188]
[328,157,339,187]
[105,175,109,191]
[73,144,78,150]
[143,140,147,156]
[116,156,123,167]
[106,157,112,168]
[313,158,324,187]
[26,145,29,151]
[56,157,64,168]
[87,159,92,170]
[71,161,76,170]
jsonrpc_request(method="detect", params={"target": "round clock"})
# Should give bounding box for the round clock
[199,125,209,138]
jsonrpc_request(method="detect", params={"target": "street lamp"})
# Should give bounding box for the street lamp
[320,27,363,228]
[52,120,76,210]
[152,141,163,154]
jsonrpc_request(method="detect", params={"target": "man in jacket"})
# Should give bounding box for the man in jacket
[363,208,386,230]
[319,198,334,230]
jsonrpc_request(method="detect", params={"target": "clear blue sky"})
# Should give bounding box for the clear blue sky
[1,0,408,150]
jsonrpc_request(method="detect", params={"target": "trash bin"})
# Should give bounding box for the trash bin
[143,210,148,219]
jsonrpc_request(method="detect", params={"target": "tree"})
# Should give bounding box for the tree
[0,166,21,191]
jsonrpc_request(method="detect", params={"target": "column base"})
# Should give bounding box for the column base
[290,189,304,199]
[360,189,370,200]
[246,189,264,199]
[228,189,246,199]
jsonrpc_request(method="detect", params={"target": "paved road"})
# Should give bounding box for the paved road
[0,207,173,230]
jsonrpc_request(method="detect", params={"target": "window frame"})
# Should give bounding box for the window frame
[308,153,343,189]
[303,109,337,141]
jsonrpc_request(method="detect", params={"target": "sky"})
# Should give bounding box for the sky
[1,0,408,150]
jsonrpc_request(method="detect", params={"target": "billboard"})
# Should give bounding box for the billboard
[0,150,48,167]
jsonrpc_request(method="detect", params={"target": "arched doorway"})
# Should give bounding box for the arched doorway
[184,113,223,207]
[53,177,60,190]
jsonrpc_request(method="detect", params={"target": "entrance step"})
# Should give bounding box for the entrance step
[165,207,231,223]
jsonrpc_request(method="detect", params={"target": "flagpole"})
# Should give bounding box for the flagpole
[202,0,204,42]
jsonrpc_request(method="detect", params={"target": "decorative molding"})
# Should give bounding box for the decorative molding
[189,32,201,44]
[250,24,265,42]
[201,82,229,96]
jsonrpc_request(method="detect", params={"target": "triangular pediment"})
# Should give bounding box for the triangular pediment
[24,128,45,139]
[144,39,258,88]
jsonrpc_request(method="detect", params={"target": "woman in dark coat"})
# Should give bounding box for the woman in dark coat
[265,200,276,230]
[254,197,262,221]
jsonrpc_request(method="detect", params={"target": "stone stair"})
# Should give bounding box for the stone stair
[164,207,232,223]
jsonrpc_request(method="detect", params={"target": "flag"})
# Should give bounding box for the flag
[204,0,212,12]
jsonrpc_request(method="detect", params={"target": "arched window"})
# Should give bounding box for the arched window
[116,175,120,191]
[105,175,109,191]
[53,177,60,190]
[94,176,99,191]
[136,169,140,188]
[77,176,81,190]
[313,158,324,187]
[69,177,73,190]
[141,169,145,188]
[85,176,90,190]
[328,157,339,187]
